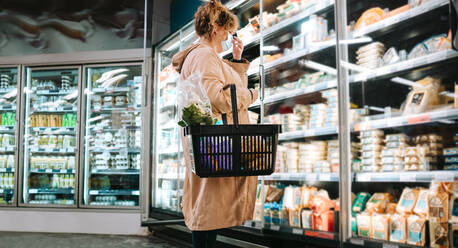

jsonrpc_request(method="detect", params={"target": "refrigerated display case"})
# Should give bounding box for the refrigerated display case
[147,0,458,247]
[82,63,143,208]
[0,66,20,206]
[21,66,80,207]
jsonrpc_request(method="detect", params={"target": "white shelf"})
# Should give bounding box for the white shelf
[261,172,339,182]
[30,169,75,174]
[30,147,76,154]
[35,89,76,95]
[0,147,15,152]
[279,126,338,141]
[92,87,130,94]
[0,168,14,173]
[355,171,457,182]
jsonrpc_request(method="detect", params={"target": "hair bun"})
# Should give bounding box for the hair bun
[209,0,217,5]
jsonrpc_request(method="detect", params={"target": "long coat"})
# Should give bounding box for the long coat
[172,42,259,230]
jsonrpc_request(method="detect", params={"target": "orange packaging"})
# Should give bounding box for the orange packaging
[310,195,334,213]
[312,211,334,232]
[413,189,430,217]
[428,192,449,223]
[355,8,385,30]
[366,193,393,213]
[406,215,426,246]
[386,5,409,18]
[386,203,397,214]
[301,186,316,208]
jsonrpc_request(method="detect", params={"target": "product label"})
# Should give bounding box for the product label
[359,229,370,238]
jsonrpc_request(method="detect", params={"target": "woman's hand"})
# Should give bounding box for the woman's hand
[232,36,244,60]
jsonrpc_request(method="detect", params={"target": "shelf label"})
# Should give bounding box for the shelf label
[304,129,315,137]
[433,173,454,182]
[400,173,416,182]
[382,243,399,248]
[358,173,371,182]
[270,225,280,231]
[29,189,38,193]
[60,170,67,173]
[407,114,430,125]
[89,190,98,195]
[0,189,3,193]
[304,230,334,239]
[132,191,140,196]
[0,168,5,172]
[45,169,53,173]
[354,122,371,132]
[319,173,331,181]
[292,228,303,235]
[306,174,317,181]
[350,238,364,246]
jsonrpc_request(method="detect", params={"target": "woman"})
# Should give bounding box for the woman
[172,0,259,247]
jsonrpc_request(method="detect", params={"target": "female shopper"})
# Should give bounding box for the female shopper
[172,0,259,247]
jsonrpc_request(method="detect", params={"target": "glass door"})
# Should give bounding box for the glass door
[0,66,20,206]
[339,0,458,246]
[82,63,143,208]
[21,66,80,207]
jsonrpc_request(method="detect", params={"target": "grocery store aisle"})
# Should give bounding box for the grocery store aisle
[0,232,181,248]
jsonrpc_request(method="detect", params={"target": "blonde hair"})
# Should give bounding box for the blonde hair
[194,0,239,39]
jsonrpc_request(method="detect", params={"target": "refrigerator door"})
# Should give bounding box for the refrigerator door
[0,66,20,206]
[82,64,143,208]
[21,66,80,207]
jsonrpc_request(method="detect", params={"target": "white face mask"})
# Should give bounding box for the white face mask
[221,32,233,52]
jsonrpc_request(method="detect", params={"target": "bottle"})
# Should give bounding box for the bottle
[52,174,59,189]
[8,173,13,189]
[59,175,64,189]
[0,173,4,188]
[70,175,75,188]
[6,155,14,168]
[64,175,69,189]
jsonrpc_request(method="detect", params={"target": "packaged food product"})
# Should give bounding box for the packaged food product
[361,137,384,145]
[356,212,372,238]
[355,7,385,29]
[266,186,284,203]
[253,202,264,221]
[382,47,401,65]
[351,216,358,237]
[429,221,449,248]
[406,214,426,246]
[452,224,458,248]
[289,208,301,228]
[428,192,449,223]
[413,189,430,216]
[371,214,390,240]
[280,205,289,226]
[264,204,272,223]
[381,148,403,157]
[301,186,317,208]
[402,77,443,115]
[397,188,420,214]
[444,147,458,156]
[313,210,334,232]
[301,209,313,229]
[360,130,384,138]
[366,193,392,213]
[387,203,397,214]
[390,214,407,243]
[310,195,333,213]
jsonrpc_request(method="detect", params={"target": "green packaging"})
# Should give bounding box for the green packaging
[352,192,371,216]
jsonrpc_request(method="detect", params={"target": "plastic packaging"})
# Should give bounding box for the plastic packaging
[428,192,449,223]
[429,221,449,248]
[390,214,407,243]
[356,213,372,238]
[366,193,392,213]
[396,188,419,214]
[406,214,426,246]
[413,189,430,216]
[371,214,391,240]
[352,192,371,214]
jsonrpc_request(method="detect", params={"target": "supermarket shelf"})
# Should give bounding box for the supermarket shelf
[263,223,338,241]
[0,168,14,173]
[350,50,458,83]
[30,169,75,174]
[89,189,140,196]
[0,88,15,94]
[247,42,335,77]
[355,171,458,183]
[28,188,74,194]
[0,189,14,194]
[0,105,16,111]
[243,220,263,229]
[92,87,130,94]
[279,126,338,141]
[31,70,78,78]
[30,147,76,154]
[92,105,141,113]
[348,238,425,248]
[252,80,337,108]
[31,127,76,133]
[32,106,77,113]
[221,0,334,58]
[90,126,140,133]
[90,169,139,175]
[261,172,339,182]
[0,126,15,132]
[160,74,179,88]
[354,108,458,132]
[351,0,448,38]
[157,174,184,180]
[0,147,15,153]
[89,147,141,154]
[35,89,76,95]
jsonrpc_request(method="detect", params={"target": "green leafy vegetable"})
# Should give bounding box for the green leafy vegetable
[178,102,215,127]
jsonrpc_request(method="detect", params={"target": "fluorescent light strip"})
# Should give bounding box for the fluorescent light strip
[301,60,337,75]
[391,77,425,88]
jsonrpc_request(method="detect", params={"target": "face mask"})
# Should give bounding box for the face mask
[221,32,233,52]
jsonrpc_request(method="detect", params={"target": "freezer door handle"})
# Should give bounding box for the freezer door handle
[141,219,185,227]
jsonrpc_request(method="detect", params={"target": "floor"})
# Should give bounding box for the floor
[0,232,181,248]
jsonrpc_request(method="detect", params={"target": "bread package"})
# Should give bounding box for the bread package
[366,193,392,213]
[450,193,458,223]
[413,189,430,216]
[386,203,397,214]
[352,192,371,215]
[371,214,390,241]
[396,188,419,214]
[301,209,313,229]
[313,210,334,232]
[406,214,426,246]
[390,214,407,243]
[351,216,358,237]
[429,221,449,248]
[266,186,284,203]
[356,212,372,238]
[301,186,317,208]
[288,207,301,228]
[402,77,443,115]
[428,192,449,223]
[310,195,334,213]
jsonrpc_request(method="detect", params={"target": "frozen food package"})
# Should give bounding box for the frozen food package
[429,221,449,248]
[371,214,391,241]
[315,211,335,232]
[396,188,419,214]
[381,156,403,164]
[283,186,295,209]
[390,214,407,243]
[362,157,381,166]
[402,77,443,115]
[406,214,426,246]
[301,209,313,229]
[361,144,384,152]
[356,42,386,56]
[413,189,430,216]
[360,129,384,138]
[428,192,449,223]
[351,216,358,237]
[355,7,385,29]
[361,137,384,145]
[356,212,372,238]
[408,42,428,60]
[293,186,303,208]
[382,47,401,65]
[310,195,334,213]
[280,205,289,226]
[450,193,458,223]
[385,133,410,142]
[352,193,372,215]
[289,208,302,228]
[301,186,317,208]
[381,148,404,157]
[253,202,264,221]
[414,133,443,144]
[366,193,392,213]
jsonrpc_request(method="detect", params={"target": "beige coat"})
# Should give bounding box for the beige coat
[172,42,259,231]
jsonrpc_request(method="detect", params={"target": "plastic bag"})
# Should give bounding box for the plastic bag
[176,72,215,127]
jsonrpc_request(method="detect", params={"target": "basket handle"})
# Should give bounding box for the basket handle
[222,84,239,128]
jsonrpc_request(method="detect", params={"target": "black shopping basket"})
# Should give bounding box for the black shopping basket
[183,84,282,178]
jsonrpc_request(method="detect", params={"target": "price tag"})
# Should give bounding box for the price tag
[45,169,53,173]
[306,174,317,181]
[354,122,371,132]
[433,173,454,182]
[0,189,3,193]
[71,189,75,194]
[270,225,280,231]
[400,173,416,182]
[132,191,140,196]
[358,173,371,182]
[382,243,399,248]
[90,190,98,195]
[0,168,5,172]
[60,169,67,173]
[292,228,303,235]
[29,189,38,194]
[407,114,430,124]
[319,173,331,181]
[386,118,403,128]
[350,238,364,246]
